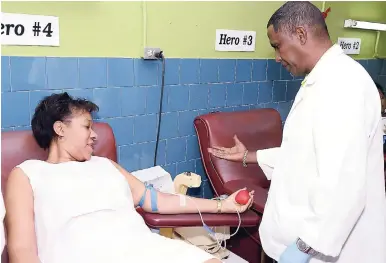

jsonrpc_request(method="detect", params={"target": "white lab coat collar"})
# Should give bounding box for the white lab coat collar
[301,44,344,87]
[287,45,344,121]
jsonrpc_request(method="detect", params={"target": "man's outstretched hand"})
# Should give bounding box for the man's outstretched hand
[208,135,247,162]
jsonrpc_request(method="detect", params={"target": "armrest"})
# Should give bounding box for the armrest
[223,180,268,214]
[136,208,259,228]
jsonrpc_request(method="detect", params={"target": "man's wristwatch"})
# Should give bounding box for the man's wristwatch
[296,238,319,257]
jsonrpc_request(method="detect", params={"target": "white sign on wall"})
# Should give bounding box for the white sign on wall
[337,37,361,55]
[1,12,60,46]
[215,29,256,52]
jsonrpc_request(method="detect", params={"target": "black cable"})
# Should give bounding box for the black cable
[153,51,165,166]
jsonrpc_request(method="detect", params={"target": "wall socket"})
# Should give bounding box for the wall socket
[143,47,162,60]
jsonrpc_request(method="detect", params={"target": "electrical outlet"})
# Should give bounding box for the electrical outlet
[143,47,162,60]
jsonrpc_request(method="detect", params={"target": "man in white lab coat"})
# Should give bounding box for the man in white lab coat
[208,1,386,263]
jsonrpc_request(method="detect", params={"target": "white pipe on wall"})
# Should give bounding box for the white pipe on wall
[142,0,147,49]
[344,19,386,31]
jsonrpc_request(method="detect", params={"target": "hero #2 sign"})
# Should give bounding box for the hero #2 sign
[1,12,60,46]
[215,29,256,52]
[337,37,361,55]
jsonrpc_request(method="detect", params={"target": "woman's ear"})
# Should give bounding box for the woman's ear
[53,121,65,137]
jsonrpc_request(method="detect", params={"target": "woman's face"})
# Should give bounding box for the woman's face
[56,111,98,161]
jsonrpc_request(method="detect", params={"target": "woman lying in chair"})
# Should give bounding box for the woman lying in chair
[4,92,254,263]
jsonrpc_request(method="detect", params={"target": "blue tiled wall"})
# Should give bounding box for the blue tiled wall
[376,59,386,89]
[1,56,385,198]
[358,59,386,88]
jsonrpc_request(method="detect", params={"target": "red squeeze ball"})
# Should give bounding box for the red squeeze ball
[235,189,250,205]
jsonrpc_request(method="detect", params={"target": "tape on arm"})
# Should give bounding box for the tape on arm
[138,183,159,212]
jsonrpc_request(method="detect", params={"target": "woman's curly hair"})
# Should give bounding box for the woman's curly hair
[31,92,99,150]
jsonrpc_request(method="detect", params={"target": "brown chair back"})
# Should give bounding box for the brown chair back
[194,108,283,196]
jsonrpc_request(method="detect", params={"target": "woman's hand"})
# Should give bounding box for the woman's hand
[221,188,254,213]
[208,135,247,162]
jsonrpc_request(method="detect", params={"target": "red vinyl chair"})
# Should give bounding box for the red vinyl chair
[194,108,283,263]
[1,122,259,263]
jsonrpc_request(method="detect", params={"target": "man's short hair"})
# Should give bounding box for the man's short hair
[267,1,329,37]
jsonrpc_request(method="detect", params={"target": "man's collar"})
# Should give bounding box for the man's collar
[301,44,343,87]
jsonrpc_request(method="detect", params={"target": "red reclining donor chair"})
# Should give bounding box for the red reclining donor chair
[194,108,283,263]
[1,122,259,263]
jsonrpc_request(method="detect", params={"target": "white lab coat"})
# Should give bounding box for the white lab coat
[257,44,386,263]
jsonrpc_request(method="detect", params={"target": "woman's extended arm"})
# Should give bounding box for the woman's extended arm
[111,161,253,214]
[5,168,40,263]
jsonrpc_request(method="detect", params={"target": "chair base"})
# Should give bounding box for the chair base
[160,225,276,263]
[225,227,274,263]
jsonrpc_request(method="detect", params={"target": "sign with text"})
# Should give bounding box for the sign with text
[215,29,256,52]
[1,12,60,46]
[337,37,361,55]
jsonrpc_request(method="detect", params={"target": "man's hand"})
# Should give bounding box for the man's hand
[208,135,247,162]
[279,241,311,263]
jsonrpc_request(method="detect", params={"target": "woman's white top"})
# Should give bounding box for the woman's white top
[17,156,215,263]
